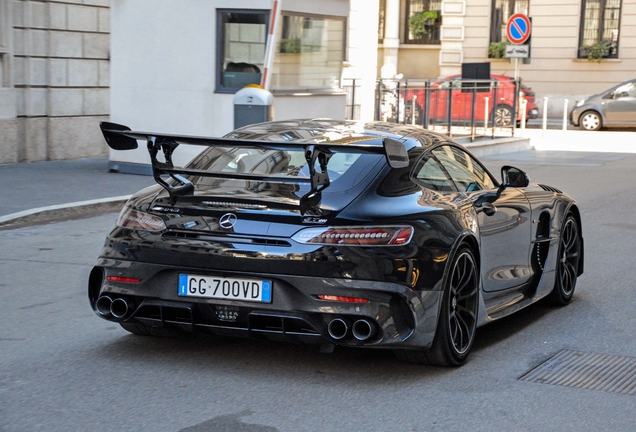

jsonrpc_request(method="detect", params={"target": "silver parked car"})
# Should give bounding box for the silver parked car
[570,79,636,131]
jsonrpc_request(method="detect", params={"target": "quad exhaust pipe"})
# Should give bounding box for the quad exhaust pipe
[96,296,113,317]
[352,319,375,341]
[95,296,132,319]
[110,297,130,319]
[327,318,349,340]
[327,318,377,341]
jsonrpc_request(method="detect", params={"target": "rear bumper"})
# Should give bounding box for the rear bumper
[89,259,443,350]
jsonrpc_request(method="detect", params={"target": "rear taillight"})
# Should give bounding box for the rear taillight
[116,208,166,232]
[292,225,413,246]
[107,276,142,284]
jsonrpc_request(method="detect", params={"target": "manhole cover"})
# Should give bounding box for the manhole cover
[520,349,636,396]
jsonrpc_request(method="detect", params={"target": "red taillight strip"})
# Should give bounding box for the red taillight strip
[317,295,370,303]
[107,276,142,284]
[116,208,166,232]
[293,225,414,246]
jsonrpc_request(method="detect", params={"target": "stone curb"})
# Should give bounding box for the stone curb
[0,195,131,229]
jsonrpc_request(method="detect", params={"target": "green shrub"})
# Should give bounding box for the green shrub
[279,38,301,54]
[408,11,439,39]
[583,41,611,63]
[488,41,507,59]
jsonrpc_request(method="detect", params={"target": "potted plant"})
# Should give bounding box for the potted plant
[408,10,440,40]
[488,41,507,59]
[582,40,611,63]
[279,38,301,54]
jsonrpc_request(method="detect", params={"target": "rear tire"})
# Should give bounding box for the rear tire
[396,247,479,366]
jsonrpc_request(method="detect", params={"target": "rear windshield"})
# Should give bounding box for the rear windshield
[186,147,383,193]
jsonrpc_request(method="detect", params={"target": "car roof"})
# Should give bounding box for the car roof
[226,119,452,152]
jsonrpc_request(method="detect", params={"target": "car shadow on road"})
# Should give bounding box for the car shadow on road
[89,299,563,381]
[90,326,461,384]
[471,300,556,352]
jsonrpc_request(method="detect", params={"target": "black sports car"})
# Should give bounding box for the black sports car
[90,119,584,366]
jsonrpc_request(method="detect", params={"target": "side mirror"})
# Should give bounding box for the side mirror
[603,91,615,100]
[501,165,529,188]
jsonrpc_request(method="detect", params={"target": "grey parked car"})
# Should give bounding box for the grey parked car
[570,79,636,131]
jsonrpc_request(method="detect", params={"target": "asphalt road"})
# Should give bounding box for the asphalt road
[1,151,636,431]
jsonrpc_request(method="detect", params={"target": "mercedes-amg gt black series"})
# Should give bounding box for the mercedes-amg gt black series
[90,119,584,367]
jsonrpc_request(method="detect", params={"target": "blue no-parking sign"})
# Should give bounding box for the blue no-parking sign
[506,13,532,45]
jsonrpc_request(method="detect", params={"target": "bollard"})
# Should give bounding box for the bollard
[521,99,527,136]
[484,97,489,130]
[542,97,548,137]
[519,91,524,129]
[412,95,417,126]
[563,99,569,131]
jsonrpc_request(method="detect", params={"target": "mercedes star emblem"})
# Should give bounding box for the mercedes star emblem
[219,213,238,229]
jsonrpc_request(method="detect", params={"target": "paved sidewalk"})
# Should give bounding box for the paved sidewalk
[521,128,636,153]
[0,158,154,228]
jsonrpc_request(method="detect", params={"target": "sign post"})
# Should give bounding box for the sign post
[505,13,532,81]
[261,0,282,91]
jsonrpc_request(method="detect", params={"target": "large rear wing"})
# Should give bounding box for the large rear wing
[100,122,408,214]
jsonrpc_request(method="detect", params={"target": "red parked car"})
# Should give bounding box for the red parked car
[403,74,539,127]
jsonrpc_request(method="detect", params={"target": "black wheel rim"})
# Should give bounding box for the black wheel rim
[558,218,580,297]
[448,251,478,355]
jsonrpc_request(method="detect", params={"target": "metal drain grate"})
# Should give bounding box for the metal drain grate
[519,349,636,396]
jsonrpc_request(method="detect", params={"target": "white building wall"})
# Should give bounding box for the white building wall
[343,0,379,121]
[110,0,351,169]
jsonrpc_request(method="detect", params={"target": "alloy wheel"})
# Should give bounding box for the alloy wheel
[557,218,580,297]
[494,106,513,127]
[447,251,479,355]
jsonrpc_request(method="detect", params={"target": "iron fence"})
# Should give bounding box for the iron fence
[342,77,532,140]
[342,78,362,120]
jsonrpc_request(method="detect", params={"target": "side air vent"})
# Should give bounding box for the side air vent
[538,184,563,194]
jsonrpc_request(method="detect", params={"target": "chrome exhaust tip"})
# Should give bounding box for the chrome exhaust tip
[352,319,375,341]
[96,296,113,317]
[110,298,129,319]
[327,318,349,340]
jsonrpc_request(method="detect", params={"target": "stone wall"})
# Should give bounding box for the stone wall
[0,0,110,164]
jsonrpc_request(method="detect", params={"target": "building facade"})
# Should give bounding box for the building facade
[0,0,110,164]
[379,0,636,116]
[1,0,380,166]
[109,0,380,171]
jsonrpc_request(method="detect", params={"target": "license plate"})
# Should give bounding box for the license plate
[178,274,272,303]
